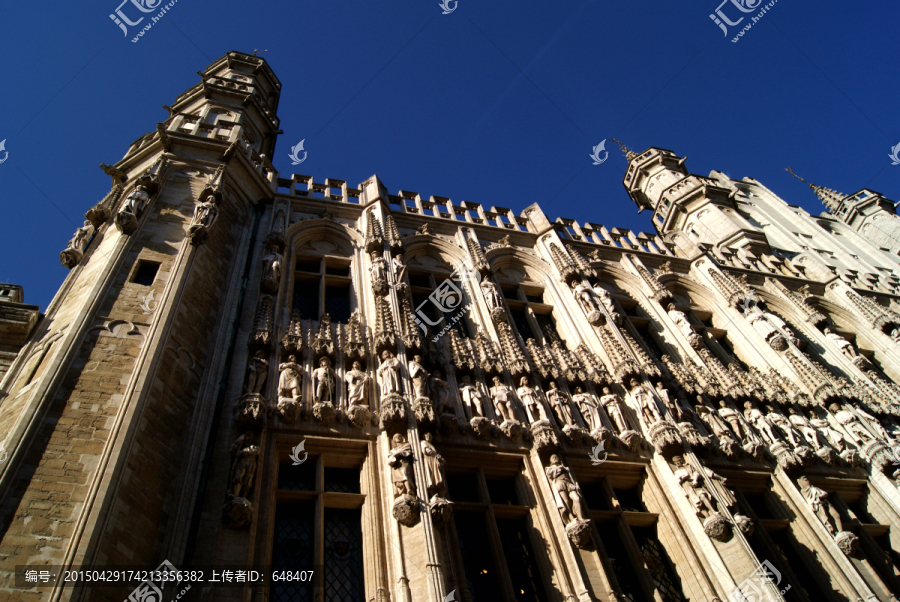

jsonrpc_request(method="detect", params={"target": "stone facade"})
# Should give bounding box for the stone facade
[1,52,900,602]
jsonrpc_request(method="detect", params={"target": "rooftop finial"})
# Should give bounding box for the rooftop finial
[786,167,846,212]
[252,49,268,56]
[611,138,637,161]
[786,167,807,184]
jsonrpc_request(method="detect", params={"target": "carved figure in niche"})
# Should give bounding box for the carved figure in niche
[430,371,451,415]
[797,475,843,535]
[387,433,416,498]
[600,386,631,433]
[853,405,893,443]
[766,406,800,446]
[191,194,219,230]
[655,382,683,420]
[547,382,574,427]
[120,185,150,216]
[809,409,845,451]
[417,223,432,236]
[377,350,402,396]
[459,375,485,419]
[408,354,430,399]
[744,302,798,348]
[891,327,900,342]
[344,361,370,407]
[592,285,621,323]
[572,387,602,431]
[631,379,662,424]
[829,403,874,445]
[717,400,749,441]
[823,327,857,359]
[262,245,283,285]
[545,455,587,524]
[392,253,406,281]
[744,401,778,444]
[696,399,733,439]
[667,304,695,339]
[785,406,821,449]
[67,220,96,251]
[420,432,447,499]
[672,455,718,519]
[490,376,516,422]
[518,377,548,423]
[246,350,269,395]
[572,281,598,314]
[313,357,335,404]
[480,276,503,311]
[370,251,388,282]
[229,432,259,499]
[277,355,302,402]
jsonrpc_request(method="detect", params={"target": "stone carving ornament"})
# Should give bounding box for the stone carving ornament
[408,355,430,400]
[345,361,370,407]
[313,357,335,404]
[276,355,302,422]
[459,375,486,419]
[548,382,575,427]
[378,350,403,397]
[545,454,592,548]
[490,376,516,423]
[572,387,602,431]
[672,455,731,542]
[420,432,448,500]
[223,431,259,528]
[261,245,283,292]
[189,193,220,244]
[388,433,420,527]
[518,377,548,423]
[60,220,97,268]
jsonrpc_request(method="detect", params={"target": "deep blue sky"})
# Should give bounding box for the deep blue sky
[1,0,897,310]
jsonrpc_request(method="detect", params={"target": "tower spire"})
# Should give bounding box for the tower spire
[611,138,638,161]
[786,167,846,212]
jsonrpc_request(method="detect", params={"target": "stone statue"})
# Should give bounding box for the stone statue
[572,281,598,314]
[671,455,718,519]
[67,220,95,251]
[387,433,416,497]
[600,387,631,433]
[481,276,503,311]
[717,400,748,441]
[246,350,269,395]
[229,432,259,499]
[377,350,402,396]
[345,361,370,407]
[592,285,621,324]
[420,432,447,499]
[517,377,547,423]
[766,406,799,446]
[430,370,451,415]
[853,405,892,443]
[121,185,150,216]
[277,355,302,402]
[797,475,842,535]
[490,376,516,422]
[696,400,732,439]
[655,382,683,421]
[744,401,778,444]
[262,246,283,284]
[370,251,388,282]
[788,406,821,450]
[631,379,661,424]
[191,194,219,230]
[810,409,845,451]
[313,357,335,404]
[667,304,695,339]
[545,455,587,524]
[829,403,874,445]
[408,354,430,399]
[460,375,485,419]
[547,382,574,427]
[572,387,601,431]
[392,253,406,281]
[824,327,857,358]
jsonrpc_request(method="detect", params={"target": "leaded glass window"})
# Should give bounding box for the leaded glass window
[271,503,315,602]
[632,527,687,602]
[324,508,364,601]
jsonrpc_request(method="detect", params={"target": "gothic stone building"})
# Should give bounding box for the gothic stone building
[2,51,900,602]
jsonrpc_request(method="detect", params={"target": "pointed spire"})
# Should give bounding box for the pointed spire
[611,138,638,161]
[786,167,846,212]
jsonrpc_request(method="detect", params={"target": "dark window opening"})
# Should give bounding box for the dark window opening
[293,279,320,320]
[501,286,519,300]
[324,508,365,601]
[614,488,646,513]
[132,261,161,286]
[413,293,440,331]
[325,285,352,323]
[278,460,317,491]
[717,335,750,370]
[325,265,350,277]
[455,511,504,601]
[324,467,360,494]
[525,293,543,304]
[634,325,665,361]
[448,473,481,503]
[509,308,534,341]
[741,493,775,520]
[296,259,321,273]
[272,503,315,602]
[486,478,519,506]
[580,481,613,511]
[623,304,640,317]
[768,530,834,599]
[632,526,687,602]
[409,272,432,288]
[597,526,648,602]
[496,518,547,601]
[535,313,562,344]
